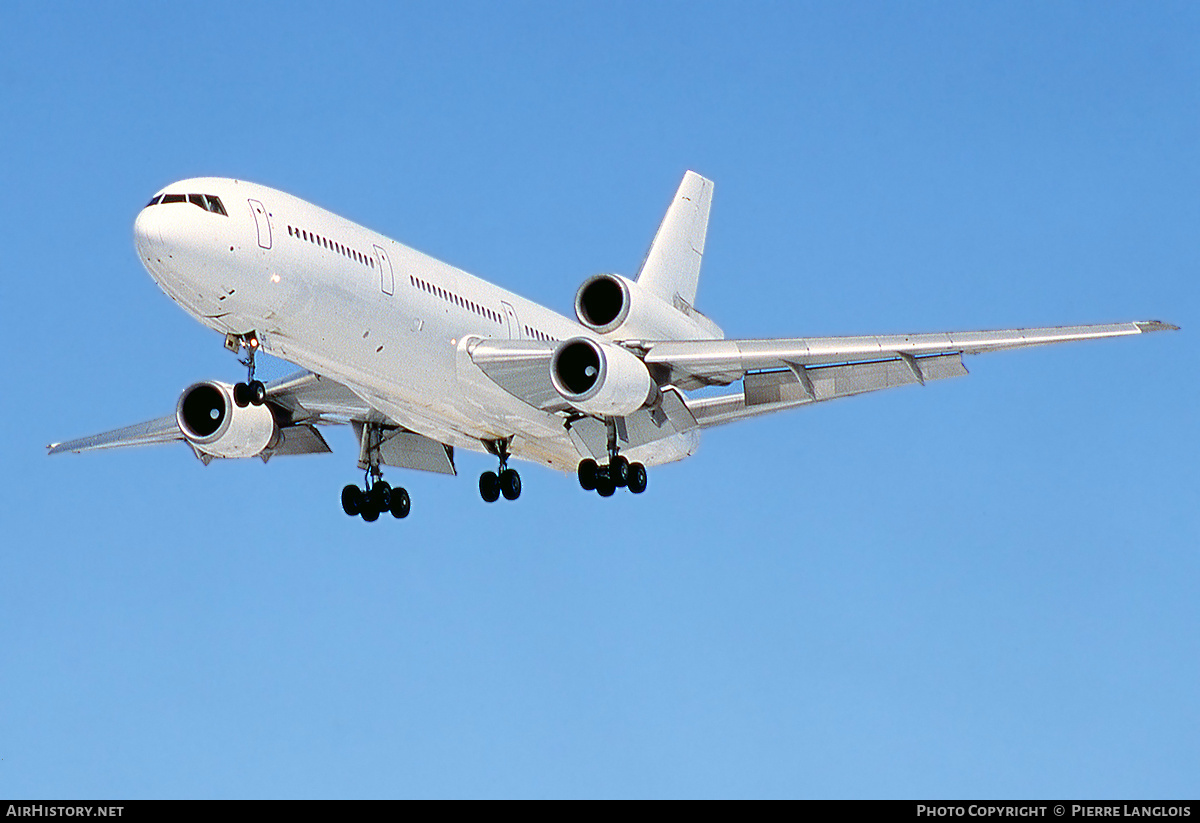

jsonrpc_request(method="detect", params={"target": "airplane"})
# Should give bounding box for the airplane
[48,171,1177,521]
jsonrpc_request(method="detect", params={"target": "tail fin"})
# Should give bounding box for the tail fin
[635,171,712,312]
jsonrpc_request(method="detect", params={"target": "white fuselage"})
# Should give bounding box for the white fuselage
[132,177,698,472]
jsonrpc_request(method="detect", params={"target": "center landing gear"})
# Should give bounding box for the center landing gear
[480,439,521,503]
[577,419,647,497]
[226,331,266,407]
[341,423,411,522]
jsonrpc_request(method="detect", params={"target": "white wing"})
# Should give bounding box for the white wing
[640,320,1177,427]
[48,369,459,473]
[467,320,1176,431]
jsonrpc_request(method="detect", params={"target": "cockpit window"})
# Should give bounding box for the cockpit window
[145,192,228,215]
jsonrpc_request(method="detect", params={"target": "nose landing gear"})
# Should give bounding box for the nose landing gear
[480,439,521,503]
[225,331,266,407]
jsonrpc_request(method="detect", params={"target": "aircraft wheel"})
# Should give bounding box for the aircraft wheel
[596,476,615,497]
[341,484,363,516]
[233,382,250,408]
[360,502,380,522]
[627,462,647,494]
[371,480,392,510]
[577,459,598,491]
[479,471,500,503]
[610,455,629,487]
[500,469,521,501]
[390,487,411,519]
[249,380,267,406]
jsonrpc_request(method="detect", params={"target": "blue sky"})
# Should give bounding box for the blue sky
[2,1,1196,798]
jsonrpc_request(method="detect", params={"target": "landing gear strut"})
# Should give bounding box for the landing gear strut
[341,422,411,521]
[480,439,521,503]
[577,418,647,497]
[226,331,266,407]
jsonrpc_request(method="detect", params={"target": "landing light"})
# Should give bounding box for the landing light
[270,274,280,284]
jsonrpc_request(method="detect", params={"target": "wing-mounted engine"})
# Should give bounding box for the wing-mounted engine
[176,380,277,458]
[550,337,657,417]
[574,273,722,342]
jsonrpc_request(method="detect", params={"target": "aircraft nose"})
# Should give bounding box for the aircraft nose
[133,205,165,259]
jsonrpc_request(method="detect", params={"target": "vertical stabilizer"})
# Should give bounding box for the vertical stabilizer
[635,171,712,311]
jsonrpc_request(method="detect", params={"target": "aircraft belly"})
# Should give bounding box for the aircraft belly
[261,280,583,472]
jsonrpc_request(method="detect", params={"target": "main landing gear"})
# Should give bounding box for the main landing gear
[341,472,411,522]
[480,439,521,503]
[341,422,410,522]
[576,419,647,497]
[226,331,266,407]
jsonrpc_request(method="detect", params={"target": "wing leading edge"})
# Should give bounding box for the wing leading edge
[643,320,1177,388]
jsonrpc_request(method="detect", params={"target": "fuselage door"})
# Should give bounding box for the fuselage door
[501,301,521,339]
[374,244,394,295]
[248,199,272,249]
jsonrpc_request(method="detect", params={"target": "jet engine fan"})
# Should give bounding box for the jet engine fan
[176,380,277,459]
[550,337,656,417]
[574,273,722,341]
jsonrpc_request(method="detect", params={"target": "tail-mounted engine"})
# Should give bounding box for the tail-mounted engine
[550,337,657,417]
[574,273,722,341]
[176,380,277,459]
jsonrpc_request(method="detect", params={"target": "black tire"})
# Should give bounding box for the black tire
[390,487,411,519]
[371,481,391,510]
[610,455,629,487]
[341,484,363,516]
[627,462,647,494]
[479,471,500,503]
[360,502,380,522]
[577,458,598,491]
[596,476,615,497]
[249,380,267,406]
[500,468,521,500]
[233,382,250,408]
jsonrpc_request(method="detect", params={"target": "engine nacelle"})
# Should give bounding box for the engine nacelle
[574,273,722,341]
[550,337,656,417]
[176,380,277,459]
